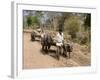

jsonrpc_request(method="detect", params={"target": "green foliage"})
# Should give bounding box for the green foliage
[77,30,90,46]
[32,16,39,25]
[26,16,39,29]
[27,16,33,27]
[84,14,91,30]
[80,36,88,45]
[24,11,91,46]
[64,16,80,39]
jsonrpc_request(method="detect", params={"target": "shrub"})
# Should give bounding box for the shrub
[64,16,81,39]
[26,16,39,29]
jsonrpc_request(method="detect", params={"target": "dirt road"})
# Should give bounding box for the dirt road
[23,32,91,69]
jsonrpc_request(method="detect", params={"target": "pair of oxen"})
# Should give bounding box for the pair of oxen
[31,32,73,60]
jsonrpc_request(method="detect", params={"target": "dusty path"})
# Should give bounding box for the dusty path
[23,32,91,69]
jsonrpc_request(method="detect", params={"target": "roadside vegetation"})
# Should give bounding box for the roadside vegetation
[23,10,91,53]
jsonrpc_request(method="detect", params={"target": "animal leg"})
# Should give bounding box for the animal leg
[56,47,60,60]
[69,52,71,58]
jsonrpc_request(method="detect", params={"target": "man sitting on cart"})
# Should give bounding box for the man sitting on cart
[55,29,64,60]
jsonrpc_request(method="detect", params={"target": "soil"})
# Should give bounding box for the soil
[23,32,91,69]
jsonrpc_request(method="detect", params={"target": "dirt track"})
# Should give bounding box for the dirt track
[23,32,91,69]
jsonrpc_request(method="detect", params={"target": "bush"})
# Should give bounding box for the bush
[27,16,33,27]
[26,16,39,29]
[78,31,90,45]
[64,16,81,39]
[80,36,88,44]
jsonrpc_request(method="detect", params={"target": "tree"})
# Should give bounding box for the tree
[84,14,91,30]
[31,16,39,29]
[27,16,33,28]
[58,12,71,32]
[64,16,80,39]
